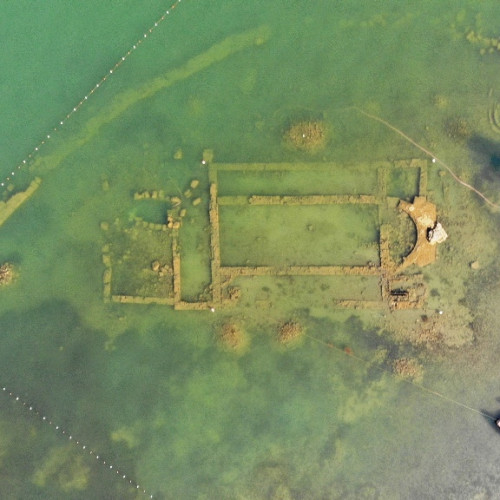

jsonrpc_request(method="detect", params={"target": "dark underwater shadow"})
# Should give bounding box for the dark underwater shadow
[0,299,106,421]
[479,405,500,433]
[467,135,500,176]
[0,299,144,499]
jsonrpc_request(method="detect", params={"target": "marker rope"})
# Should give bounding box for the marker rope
[305,333,495,422]
[1,0,183,191]
[1,2,187,497]
[354,107,500,210]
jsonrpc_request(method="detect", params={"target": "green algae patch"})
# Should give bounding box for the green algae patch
[111,423,142,449]
[338,376,392,424]
[32,444,90,492]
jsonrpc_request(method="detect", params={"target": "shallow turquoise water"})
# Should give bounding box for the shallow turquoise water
[1,1,500,499]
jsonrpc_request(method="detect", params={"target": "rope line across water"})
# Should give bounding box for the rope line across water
[0,2,188,497]
[1,386,154,498]
[1,0,183,191]
[354,107,500,210]
[305,333,495,422]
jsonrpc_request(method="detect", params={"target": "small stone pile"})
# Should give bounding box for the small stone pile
[0,262,14,286]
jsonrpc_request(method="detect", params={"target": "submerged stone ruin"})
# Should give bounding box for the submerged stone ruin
[101,151,447,312]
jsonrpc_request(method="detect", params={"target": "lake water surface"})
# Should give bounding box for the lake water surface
[1,1,500,498]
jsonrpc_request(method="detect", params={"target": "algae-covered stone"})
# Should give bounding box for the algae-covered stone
[277,321,304,345]
[202,149,214,164]
[103,268,111,285]
[0,263,14,286]
[393,357,423,383]
[0,178,41,228]
[216,322,249,354]
[283,120,327,152]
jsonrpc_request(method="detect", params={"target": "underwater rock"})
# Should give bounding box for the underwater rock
[0,262,14,286]
[427,222,448,245]
[216,322,249,353]
[393,357,423,382]
[283,120,327,152]
[277,321,304,344]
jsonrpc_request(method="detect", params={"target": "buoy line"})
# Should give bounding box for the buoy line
[1,0,183,191]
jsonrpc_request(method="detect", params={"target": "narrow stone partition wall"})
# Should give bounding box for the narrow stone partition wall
[0,177,42,228]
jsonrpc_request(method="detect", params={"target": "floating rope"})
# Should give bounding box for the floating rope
[1,0,183,191]
[305,332,496,422]
[1,386,154,497]
[354,107,500,210]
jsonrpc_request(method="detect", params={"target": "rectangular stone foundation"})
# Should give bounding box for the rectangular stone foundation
[102,157,433,310]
